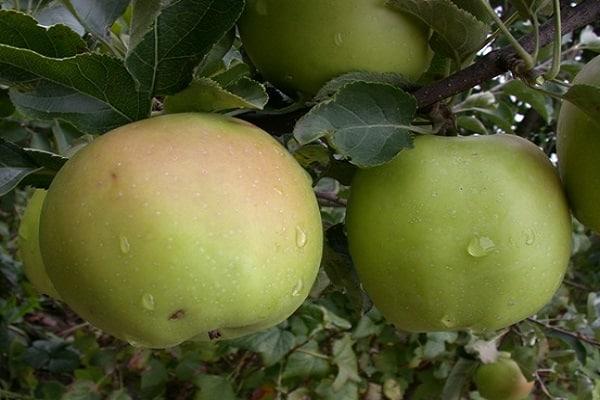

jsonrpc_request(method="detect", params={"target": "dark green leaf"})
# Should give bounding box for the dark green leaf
[388,0,489,62]
[315,71,418,101]
[140,359,168,390]
[440,358,478,400]
[502,80,552,122]
[62,381,101,400]
[0,88,14,117]
[282,340,330,380]
[563,84,600,125]
[229,327,295,366]
[294,82,417,167]
[457,115,487,134]
[193,375,237,400]
[332,334,360,390]
[315,378,358,400]
[0,10,87,57]
[126,0,244,96]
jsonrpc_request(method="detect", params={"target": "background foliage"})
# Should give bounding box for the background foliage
[0,0,599,399]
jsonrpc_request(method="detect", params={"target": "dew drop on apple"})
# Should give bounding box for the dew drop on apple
[334,32,344,47]
[441,315,455,328]
[292,279,304,297]
[467,236,495,258]
[295,226,307,248]
[524,228,536,246]
[119,235,130,254]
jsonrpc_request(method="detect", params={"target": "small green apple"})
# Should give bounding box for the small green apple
[238,0,431,95]
[556,55,600,232]
[40,113,323,348]
[475,355,534,400]
[346,134,571,332]
[18,189,60,298]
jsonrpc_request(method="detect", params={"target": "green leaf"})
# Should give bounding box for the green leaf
[460,92,496,109]
[0,88,14,117]
[502,80,552,122]
[563,84,600,125]
[195,30,236,78]
[315,71,418,101]
[457,115,487,134]
[126,0,244,96]
[0,11,150,132]
[107,389,132,400]
[193,375,237,400]
[315,378,358,400]
[61,0,130,38]
[388,0,489,62]
[282,340,330,380]
[229,327,295,366]
[294,82,416,167]
[323,224,369,313]
[140,359,168,390]
[332,334,360,391]
[440,358,478,400]
[62,381,101,400]
[0,139,43,195]
[164,76,267,113]
[0,10,87,57]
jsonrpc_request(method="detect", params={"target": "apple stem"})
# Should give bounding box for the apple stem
[544,0,563,80]
[478,0,535,70]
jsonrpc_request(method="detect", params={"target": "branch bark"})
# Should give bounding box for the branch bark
[413,0,600,108]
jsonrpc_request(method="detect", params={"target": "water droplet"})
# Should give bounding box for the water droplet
[441,315,455,328]
[467,236,495,258]
[295,226,307,248]
[142,293,155,310]
[119,235,130,254]
[292,280,304,297]
[524,228,536,246]
[334,32,344,46]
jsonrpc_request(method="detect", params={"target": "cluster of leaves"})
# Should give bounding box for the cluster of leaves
[1,192,600,399]
[0,0,599,399]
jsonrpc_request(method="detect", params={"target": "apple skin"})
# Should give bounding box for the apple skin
[556,55,600,232]
[346,134,571,332]
[474,356,534,400]
[238,0,431,95]
[39,113,323,348]
[18,189,60,299]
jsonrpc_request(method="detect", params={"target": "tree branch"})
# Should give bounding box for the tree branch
[413,0,600,109]
[527,317,600,347]
[240,0,600,135]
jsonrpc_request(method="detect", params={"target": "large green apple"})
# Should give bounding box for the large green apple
[474,355,534,400]
[556,55,600,232]
[40,113,323,348]
[238,0,431,95]
[18,189,60,298]
[346,134,571,332]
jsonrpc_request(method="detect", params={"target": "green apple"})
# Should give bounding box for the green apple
[474,355,534,400]
[40,113,323,348]
[238,0,431,95]
[556,55,600,232]
[18,189,60,298]
[346,134,571,332]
